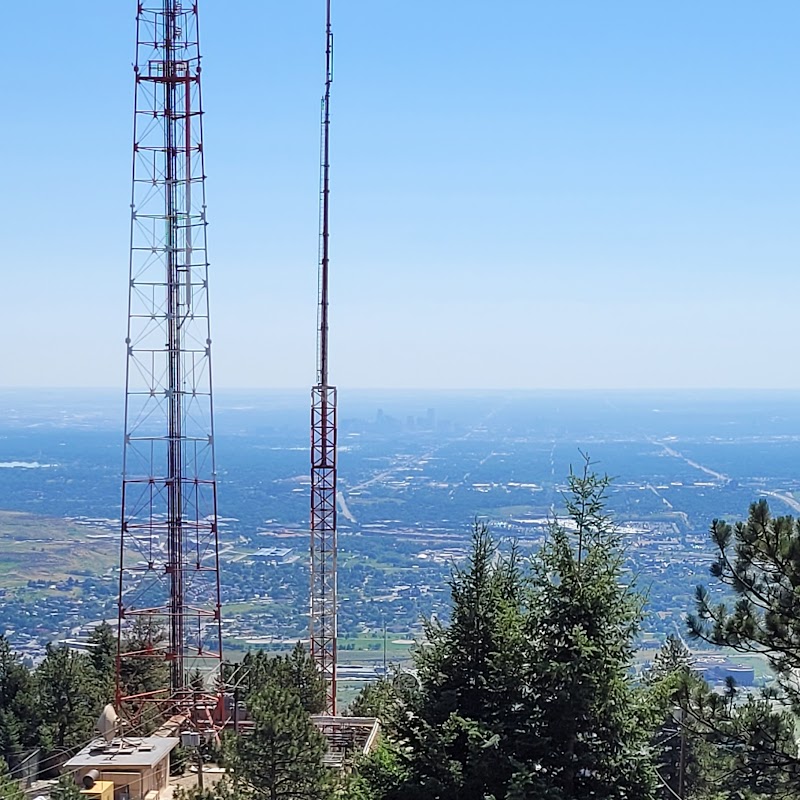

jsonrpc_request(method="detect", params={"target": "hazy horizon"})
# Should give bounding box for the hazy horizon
[8,386,800,394]
[6,385,800,394]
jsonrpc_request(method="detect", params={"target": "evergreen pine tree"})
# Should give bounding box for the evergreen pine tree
[36,644,103,754]
[285,642,327,715]
[644,636,716,800]
[379,520,526,800]
[0,757,24,800]
[0,637,37,767]
[118,617,170,699]
[227,682,331,800]
[688,499,800,795]
[86,622,116,704]
[524,462,655,799]
[645,635,693,685]
[50,773,84,800]
[173,777,244,800]
[239,643,326,714]
[690,500,800,709]
[357,459,657,800]
[346,678,397,719]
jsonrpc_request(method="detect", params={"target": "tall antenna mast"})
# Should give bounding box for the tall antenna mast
[310,0,338,715]
[116,0,223,723]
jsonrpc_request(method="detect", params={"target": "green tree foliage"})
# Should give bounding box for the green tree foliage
[387,522,526,800]
[0,757,24,800]
[673,679,800,799]
[339,743,406,800]
[690,500,800,706]
[346,678,399,719]
[645,635,694,685]
[216,642,331,799]
[355,459,656,800]
[285,642,327,715]
[0,637,38,767]
[115,617,172,734]
[526,465,654,799]
[87,622,116,704]
[36,644,102,754]
[226,682,331,800]
[189,669,205,692]
[0,629,113,773]
[687,499,800,798]
[51,773,84,800]
[173,779,244,800]
[170,744,190,777]
[238,642,326,714]
[644,636,720,800]
[118,616,170,699]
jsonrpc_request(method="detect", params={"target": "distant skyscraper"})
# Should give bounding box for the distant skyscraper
[426,408,436,429]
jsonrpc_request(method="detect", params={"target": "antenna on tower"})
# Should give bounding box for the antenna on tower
[116,0,223,728]
[310,0,338,715]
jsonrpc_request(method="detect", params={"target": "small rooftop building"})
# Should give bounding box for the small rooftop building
[63,737,179,800]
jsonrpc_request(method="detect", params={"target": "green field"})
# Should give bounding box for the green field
[0,510,120,588]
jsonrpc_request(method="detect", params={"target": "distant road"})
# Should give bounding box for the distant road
[654,441,731,484]
[646,483,673,510]
[760,490,800,514]
[655,440,800,515]
[337,491,357,523]
[450,447,498,500]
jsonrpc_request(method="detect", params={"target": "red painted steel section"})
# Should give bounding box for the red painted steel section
[116,0,223,727]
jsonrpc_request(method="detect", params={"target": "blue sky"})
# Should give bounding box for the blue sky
[0,2,797,389]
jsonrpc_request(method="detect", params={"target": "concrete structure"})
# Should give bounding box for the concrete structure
[63,738,178,800]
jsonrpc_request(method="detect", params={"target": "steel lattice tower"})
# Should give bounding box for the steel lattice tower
[116,0,223,716]
[310,0,338,716]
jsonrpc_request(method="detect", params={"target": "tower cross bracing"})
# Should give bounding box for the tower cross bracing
[116,0,223,715]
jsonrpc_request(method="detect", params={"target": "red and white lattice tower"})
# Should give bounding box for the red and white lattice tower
[116,0,223,718]
[310,0,338,716]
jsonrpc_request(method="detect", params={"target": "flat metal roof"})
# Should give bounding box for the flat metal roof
[64,737,179,770]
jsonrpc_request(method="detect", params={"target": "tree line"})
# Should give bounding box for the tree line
[0,623,114,775]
